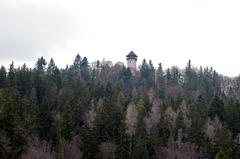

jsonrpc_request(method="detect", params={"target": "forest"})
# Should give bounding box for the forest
[0,54,240,159]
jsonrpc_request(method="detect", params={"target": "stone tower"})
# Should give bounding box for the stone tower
[126,51,138,75]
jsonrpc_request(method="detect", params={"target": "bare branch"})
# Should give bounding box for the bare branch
[99,142,116,159]
[125,102,138,137]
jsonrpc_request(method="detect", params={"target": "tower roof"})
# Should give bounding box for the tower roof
[126,51,138,58]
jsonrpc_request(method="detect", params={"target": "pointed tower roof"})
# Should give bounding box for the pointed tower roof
[126,51,138,58]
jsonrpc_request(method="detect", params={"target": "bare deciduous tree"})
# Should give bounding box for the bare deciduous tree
[0,131,11,159]
[99,142,116,159]
[147,87,155,104]
[125,102,139,156]
[125,102,138,137]
[179,100,192,128]
[131,87,138,98]
[166,84,183,98]
[144,98,161,134]
[155,138,206,159]
[204,116,223,144]
[164,106,178,128]
[59,136,82,159]
[236,133,240,144]
[160,143,205,159]
[85,104,96,129]
[22,136,55,159]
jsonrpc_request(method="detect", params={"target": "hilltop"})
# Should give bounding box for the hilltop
[0,54,240,158]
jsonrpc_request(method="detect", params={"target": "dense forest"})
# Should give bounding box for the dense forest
[0,54,240,159]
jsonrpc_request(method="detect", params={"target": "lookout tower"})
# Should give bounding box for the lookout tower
[126,51,138,75]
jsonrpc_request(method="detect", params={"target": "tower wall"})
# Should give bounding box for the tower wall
[127,58,137,75]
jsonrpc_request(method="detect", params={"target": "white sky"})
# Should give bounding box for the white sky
[1,0,240,76]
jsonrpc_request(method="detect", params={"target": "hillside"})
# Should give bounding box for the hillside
[0,54,240,159]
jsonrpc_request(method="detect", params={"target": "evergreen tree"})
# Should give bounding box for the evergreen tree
[0,88,25,157]
[37,98,54,140]
[8,61,15,87]
[170,66,181,84]
[47,58,57,76]
[35,57,47,73]
[166,68,172,85]
[208,95,225,122]
[73,54,82,69]
[119,67,132,92]
[148,60,155,86]
[81,57,90,81]
[140,59,155,87]
[156,63,166,99]
[0,66,7,88]
[0,55,239,158]
[16,63,31,97]
[140,59,149,81]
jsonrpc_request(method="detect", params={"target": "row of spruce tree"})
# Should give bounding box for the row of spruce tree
[0,54,240,159]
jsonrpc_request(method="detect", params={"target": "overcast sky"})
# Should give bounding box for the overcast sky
[1,0,240,76]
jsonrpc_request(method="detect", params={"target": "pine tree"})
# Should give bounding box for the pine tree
[73,54,82,69]
[208,95,225,122]
[8,61,15,87]
[0,66,7,88]
[156,63,166,99]
[37,97,54,140]
[81,57,90,81]
[16,63,31,97]
[0,88,25,157]
[47,58,57,76]
[35,57,47,73]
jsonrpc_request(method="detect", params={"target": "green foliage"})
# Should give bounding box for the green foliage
[214,150,229,159]
[140,59,155,87]
[0,56,239,158]
[0,66,7,88]
[35,56,47,73]
[208,95,225,122]
[73,54,82,69]
[8,62,16,86]
[156,63,166,99]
